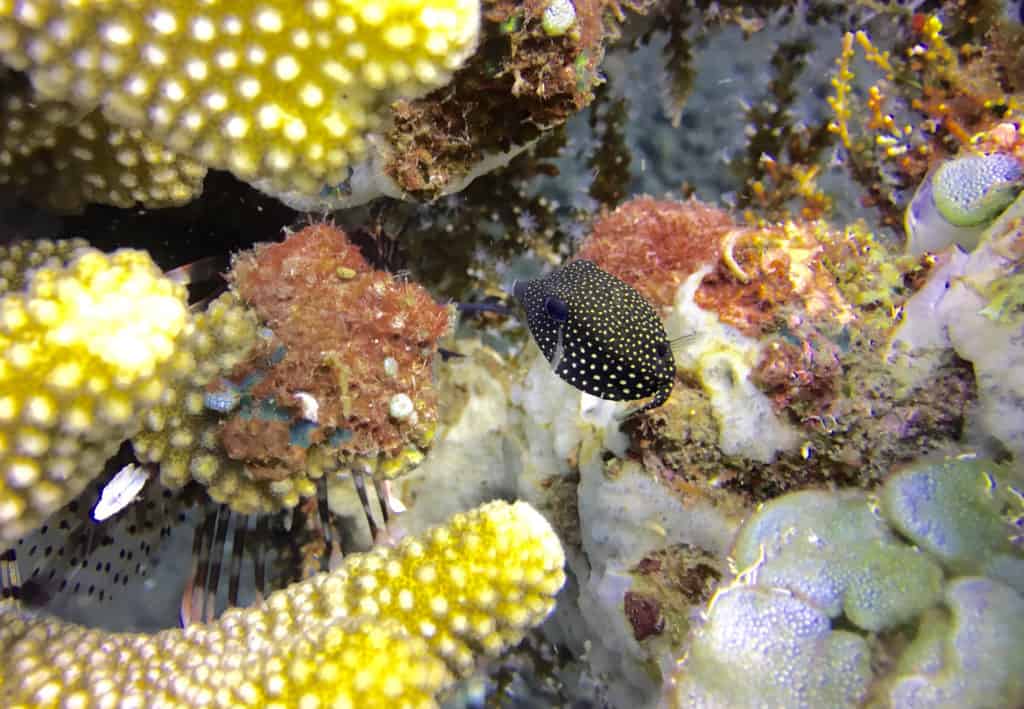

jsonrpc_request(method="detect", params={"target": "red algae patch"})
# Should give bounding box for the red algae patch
[228,223,450,464]
[580,196,852,337]
[579,196,732,309]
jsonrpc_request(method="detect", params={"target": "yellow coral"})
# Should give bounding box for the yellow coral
[133,291,328,514]
[0,0,481,197]
[0,499,566,708]
[0,246,192,544]
[0,238,88,294]
[0,70,205,211]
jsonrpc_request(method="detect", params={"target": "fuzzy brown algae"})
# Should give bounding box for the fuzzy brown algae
[514,259,676,416]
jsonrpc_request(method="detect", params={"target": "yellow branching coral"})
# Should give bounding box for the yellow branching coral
[0,71,206,211]
[0,0,481,197]
[0,499,567,708]
[0,246,192,544]
[0,238,88,294]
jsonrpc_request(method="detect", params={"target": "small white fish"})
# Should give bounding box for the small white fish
[93,463,150,521]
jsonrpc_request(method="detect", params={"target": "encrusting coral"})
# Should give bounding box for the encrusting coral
[134,223,451,515]
[0,0,481,199]
[0,499,567,709]
[665,454,1024,709]
[0,246,192,545]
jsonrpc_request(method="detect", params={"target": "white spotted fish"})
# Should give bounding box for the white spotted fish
[513,260,675,415]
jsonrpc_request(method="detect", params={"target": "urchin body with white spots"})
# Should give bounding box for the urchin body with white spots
[514,260,676,416]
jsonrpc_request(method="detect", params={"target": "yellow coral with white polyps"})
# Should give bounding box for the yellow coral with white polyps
[0,246,191,544]
[0,500,566,708]
[0,0,481,197]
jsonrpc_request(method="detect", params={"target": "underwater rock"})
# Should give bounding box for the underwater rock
[891,190,1024,458]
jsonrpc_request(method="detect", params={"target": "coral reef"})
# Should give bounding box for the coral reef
[666,454,1024,708]
[0,0,481,206]
[4,5,1024,708]
[892,186,1024,458]
[135,223,450,515]
[0,246,191,544]
[0,499,566,708]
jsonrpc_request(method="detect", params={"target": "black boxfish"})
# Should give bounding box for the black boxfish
[514,260,675,416]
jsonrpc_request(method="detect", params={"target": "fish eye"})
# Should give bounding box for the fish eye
[655,341,670,359]
[544,296,569,322]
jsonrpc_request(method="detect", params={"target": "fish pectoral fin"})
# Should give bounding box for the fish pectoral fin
[549,324,566,373]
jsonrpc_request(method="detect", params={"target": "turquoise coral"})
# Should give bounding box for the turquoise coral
[0,499,567,708]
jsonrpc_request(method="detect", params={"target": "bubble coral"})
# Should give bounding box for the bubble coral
[0,499,567,708]
[0,0,481,199]
[0,246,191,544]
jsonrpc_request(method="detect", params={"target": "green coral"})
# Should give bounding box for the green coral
[669,585,872,708]
[732,488,944,631]
[878,577,1024,708]
[881,455,1024,591]
[671,455,1024,708]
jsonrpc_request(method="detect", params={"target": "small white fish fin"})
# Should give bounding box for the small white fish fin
[93,463,151,521]
[670,332,698,351]
[550,323,566,373]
